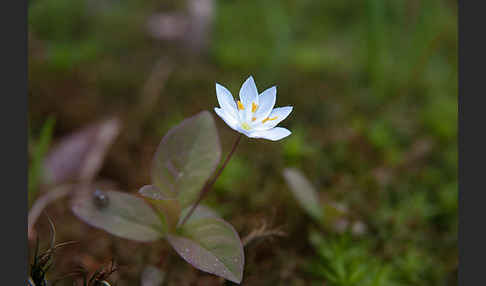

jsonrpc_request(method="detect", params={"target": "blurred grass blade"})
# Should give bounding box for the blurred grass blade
[151,111,221,208]
[28,116,56,206]
[168,217,244,284]
[283,168,324,222]
[72,190,166,242]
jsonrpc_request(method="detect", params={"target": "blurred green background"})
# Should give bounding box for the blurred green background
[28,0,457,285]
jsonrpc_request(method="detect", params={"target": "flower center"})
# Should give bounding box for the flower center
[241,122,251,130]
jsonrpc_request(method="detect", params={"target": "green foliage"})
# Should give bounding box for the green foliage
[308,232,397,286]
[71,112,245,283]
[29,0,457,284]
[213,0,291,69]
[214,156,251,193]
[28,0,100,71]
[393,246,435,285]
[367,119,403,165]
[169,217,244,284]
[28,116,55,207]
[149,111,222,208]
[72,190,166,242]
[28,0,90,42]
[284,161,457,285]
[28,0,155,73]
[44,41,101,72]
[282,128,315,165]
[422,94,457,141]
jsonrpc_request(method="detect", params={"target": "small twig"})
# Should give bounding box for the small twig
[46,213,56,249]
[242,221,287,247]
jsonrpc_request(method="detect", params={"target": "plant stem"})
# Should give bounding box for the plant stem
[179,134,242,226]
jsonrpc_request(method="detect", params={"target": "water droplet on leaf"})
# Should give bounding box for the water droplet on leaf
[93,189,109,209]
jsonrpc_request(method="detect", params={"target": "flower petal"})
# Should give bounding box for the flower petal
[248,127,291,141]
[214,108,239,131]
[254,86,276,120]
[216,83,238,120]
[239,76,258,121]
[239,76,258,106]
[255,106,293,130]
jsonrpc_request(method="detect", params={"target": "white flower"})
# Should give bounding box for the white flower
[214,76,293,141]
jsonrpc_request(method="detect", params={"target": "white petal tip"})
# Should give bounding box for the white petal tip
[269,132,291,141]
[249,127,291,141]
[244,76,256,86]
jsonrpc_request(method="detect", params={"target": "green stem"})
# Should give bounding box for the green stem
[179,134,242,226]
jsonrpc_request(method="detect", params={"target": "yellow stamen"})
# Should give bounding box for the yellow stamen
[252,117,256,122]
[237,100,245,110]
[251,102,258,112]
[262,116,278,123]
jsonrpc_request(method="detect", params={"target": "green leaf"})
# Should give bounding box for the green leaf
[151,111,221,208]
[72,190,166,242]
[178,204,220,227]
[283,168,324,222]
[168,217,244,284]
[139,185,182,232]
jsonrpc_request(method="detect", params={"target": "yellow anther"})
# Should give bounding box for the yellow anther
[251,102,258,112]
[252,117,257,122]
[262,116,278,123]
[237,100,245,110]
